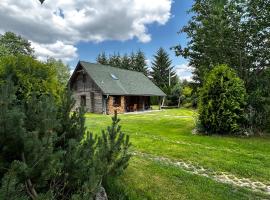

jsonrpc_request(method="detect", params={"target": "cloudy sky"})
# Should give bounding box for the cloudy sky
[0,0,194,80]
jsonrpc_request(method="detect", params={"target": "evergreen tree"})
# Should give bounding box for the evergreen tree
[199,65,247,134]
[151,48,176,90]
[96,52,108,65]
[96,50,149,75]
[0,59,132,199]
[97,111,131,180]
[129,51,136,71]
[121,54,131,70]
[108,53,122,68]
[134,50,148,76]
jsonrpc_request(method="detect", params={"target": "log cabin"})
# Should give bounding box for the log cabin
[69,61,166,114]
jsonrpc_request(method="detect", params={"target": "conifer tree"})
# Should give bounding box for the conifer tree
[121,54,131,70]
[134,50,148,76]
[0,78,132,199]
[129,51,136,71]
[108,53,121,68]
[96,52,108,65]
[151,48,176,90]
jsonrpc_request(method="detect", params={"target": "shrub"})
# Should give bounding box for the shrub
[0,55,61,102]
[199,65,247,134]
[0,79,131,199]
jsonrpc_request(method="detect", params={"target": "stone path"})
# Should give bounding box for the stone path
[132,151,270,195]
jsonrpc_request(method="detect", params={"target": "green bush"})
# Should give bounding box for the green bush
[199,65,247,134]
[0,55,62,102]
[0,73,131,199]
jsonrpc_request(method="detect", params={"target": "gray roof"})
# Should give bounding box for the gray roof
[78,61,166,96]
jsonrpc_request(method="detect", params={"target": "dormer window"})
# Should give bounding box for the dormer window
[110,73,118,80]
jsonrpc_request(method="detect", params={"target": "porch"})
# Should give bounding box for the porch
[106,95,152,114]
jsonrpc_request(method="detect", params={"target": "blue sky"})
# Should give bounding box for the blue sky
[0,0,194,80]
[72,0,194,79]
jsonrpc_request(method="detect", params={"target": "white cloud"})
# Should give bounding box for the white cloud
[175,63,194,81]
[31,41,78,62]
[0,0,172,61]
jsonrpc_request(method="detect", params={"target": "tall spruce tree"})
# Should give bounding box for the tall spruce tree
[151,48,176,91]
[134,50,148,76]
[121,54,131,70]
[96,50,148,75]
[108,53,122,68]
[96,52,108,65]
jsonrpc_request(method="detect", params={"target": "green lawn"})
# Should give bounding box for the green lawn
[85,108,270,199]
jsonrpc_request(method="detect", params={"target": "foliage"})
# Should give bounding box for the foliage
[0,44,9,57]
[199,65,247,134]
[166,83,182,106]
[96,50,148,76]
[96,52,108,65]
[133,50,148,76]
[0,170,28,200]
[0,32,34,57]
[46,58,70,86]
[174,0,270,131]
[0,79,131,199]
[0,55,61,102]
[108,53,122,69]
[246,68,270,133]
[150,48,180,106]
[180,85,193,107]
[151,47,177,90]
[121,54,131,70]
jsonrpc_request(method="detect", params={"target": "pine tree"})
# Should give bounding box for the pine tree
[151,48,176,91]
[0,78,132,199]
[121,54,131,70]
[108,53,121,68]
[133,50,148,76]
[129,51,136,71]
[96,52,108,65]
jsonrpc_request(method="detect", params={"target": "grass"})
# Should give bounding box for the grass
[85,108,270,199]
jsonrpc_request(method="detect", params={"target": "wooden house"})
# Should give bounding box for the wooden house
[69,61,166,114]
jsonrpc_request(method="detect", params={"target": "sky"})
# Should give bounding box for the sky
[0,0,194,80]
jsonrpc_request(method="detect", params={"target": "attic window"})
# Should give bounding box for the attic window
[110,73,119,80]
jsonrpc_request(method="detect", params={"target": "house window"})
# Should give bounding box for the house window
[81,95,86,107]
[112,96,121,107]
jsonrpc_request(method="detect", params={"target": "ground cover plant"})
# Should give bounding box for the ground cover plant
[86,108,270,199]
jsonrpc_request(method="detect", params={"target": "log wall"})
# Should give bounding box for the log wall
[70,68,103,113]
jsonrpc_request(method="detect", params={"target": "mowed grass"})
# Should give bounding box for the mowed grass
[85,108,270,199]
